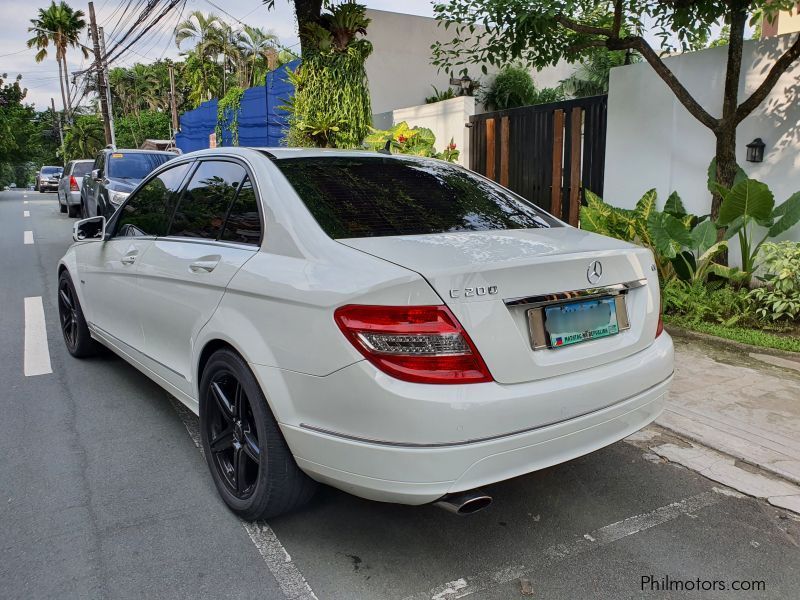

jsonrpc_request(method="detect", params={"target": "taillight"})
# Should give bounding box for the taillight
[69,176,79,191]
[656,293,664,337]
[334,304,493,384]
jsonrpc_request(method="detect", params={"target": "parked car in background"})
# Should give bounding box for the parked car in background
[59,147,673,520]
[37,166,63,193]
[58,160,94,217]
[80,149,174,218]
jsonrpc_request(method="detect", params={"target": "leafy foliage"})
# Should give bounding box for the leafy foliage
[481,66,564,110]
[63,115,104,161]
[364,121,460,162]
[662,279,757,328]
[285,2,372,148]
[216,87,245,146]
[115,111,171,149]
[425,85,457,104]
[749,242,800,321]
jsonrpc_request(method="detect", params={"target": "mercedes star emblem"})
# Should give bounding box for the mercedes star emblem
[587,260,603,284]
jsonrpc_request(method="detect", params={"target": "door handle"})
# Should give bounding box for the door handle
[189,259,219,273]
[121,254,137,265]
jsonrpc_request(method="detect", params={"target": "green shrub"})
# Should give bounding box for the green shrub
[749,241,800,321]
[425,85,457,104]
[662,279,757,328]
[482,66,535,110]
[364,121,460,162]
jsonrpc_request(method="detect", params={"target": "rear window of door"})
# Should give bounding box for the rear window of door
[72,162,92,177]
[273,156,560,239]
[167,160,249,240]
[114,162,193,237]
[219,176,261,245]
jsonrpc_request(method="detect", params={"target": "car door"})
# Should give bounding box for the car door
[75,161,194,353]
[135,160,261,393]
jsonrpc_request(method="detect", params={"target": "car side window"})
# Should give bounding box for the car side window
[168,161,247,240]
[220,176,262,245]
[114,162,193,238]
[94,153,105,176]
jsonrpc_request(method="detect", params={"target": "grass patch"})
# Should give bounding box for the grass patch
[665,315,800,353]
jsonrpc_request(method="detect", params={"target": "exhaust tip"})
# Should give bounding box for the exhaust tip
[434,490,492,515]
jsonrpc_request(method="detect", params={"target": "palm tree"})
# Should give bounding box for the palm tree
[63,115,104,160]
[176,11,223,101]
[237,26,279,87]
[27,1,88,120]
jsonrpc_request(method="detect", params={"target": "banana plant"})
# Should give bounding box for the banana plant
[713,178,800,282]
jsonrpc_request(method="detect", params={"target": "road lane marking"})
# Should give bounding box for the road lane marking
[24,297,53,376]
[403,491,726,600]
[24,230,33,244]
[168,397,318,600]
[24,210,30,217]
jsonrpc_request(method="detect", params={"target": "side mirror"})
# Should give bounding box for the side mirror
[73,216,106,242]
[91,169,102,181]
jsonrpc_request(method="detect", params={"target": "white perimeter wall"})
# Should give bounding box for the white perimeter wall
[365,9,576,114]
[604,34,800,249]
[390,96,476,166]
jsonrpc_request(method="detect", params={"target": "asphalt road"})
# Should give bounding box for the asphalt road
[1,187,799,600]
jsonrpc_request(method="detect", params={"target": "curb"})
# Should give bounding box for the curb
[665,324,800,362]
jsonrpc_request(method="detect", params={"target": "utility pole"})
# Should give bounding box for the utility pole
[98,27,116,148]
[51,97,65,161]
[88,1,112,146]
[168,64,179,135]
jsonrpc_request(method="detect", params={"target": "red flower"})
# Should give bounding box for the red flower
[397,135,407,143]
[448,142,457,150]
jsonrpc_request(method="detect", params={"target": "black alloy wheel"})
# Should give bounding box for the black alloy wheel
[206,371,262,499]
[199,349,317,520]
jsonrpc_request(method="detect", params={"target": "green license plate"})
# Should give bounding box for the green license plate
[544,297,619,348]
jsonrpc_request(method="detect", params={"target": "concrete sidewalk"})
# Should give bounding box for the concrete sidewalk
[629,331,800,513]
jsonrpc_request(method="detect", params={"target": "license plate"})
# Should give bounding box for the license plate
[544,297,619,348]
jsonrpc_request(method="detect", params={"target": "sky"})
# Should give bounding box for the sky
[0,0,436,111]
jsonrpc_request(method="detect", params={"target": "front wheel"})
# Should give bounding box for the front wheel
[200,349,317,520]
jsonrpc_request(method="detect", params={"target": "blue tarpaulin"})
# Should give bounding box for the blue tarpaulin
[175,60,298,153]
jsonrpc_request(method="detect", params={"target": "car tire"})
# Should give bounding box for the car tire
[60,200,67,213]
[57,270,100,358]
[200,349,317,520]
[67,204,79,218]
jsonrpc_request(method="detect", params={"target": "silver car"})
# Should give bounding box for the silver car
[58,160,94,217]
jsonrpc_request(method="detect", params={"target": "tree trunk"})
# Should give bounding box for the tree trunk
[294,0,323,57]
[61,54,74,123]
[56,57,69,120]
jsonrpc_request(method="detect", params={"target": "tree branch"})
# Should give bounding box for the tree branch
[733,32,800,125]
[555,14,613,37]
[619,36,719,130]
[720,5,747,128]
[565,40,607,55]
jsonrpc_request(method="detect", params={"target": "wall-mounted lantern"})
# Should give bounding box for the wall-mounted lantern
[450,74,475,97]
[746,137,765,163]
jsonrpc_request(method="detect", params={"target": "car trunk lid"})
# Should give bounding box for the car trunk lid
[338,228,661,385]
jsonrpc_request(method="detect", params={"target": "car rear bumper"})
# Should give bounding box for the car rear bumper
[253,333,674,505]
[65,190,81,205]
[281,374,669,504]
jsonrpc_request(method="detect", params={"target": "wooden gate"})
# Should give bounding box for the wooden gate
[469,95,607,226]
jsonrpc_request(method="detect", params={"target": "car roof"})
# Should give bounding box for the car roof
[177,147,439,162]
[103,148,175,156]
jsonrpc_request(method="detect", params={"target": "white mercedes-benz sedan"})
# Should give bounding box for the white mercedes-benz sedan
[58,147,673,519]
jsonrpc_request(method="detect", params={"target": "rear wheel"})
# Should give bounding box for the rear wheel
[59,200,67,213]
[58,271,100,358]
[200,349,317,520]
[67,203,79,218]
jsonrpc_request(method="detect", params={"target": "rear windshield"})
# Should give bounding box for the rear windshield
[273,156,559,239]
[72,162,93,177]
[41,166,62,175]
[107,153,171,180]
